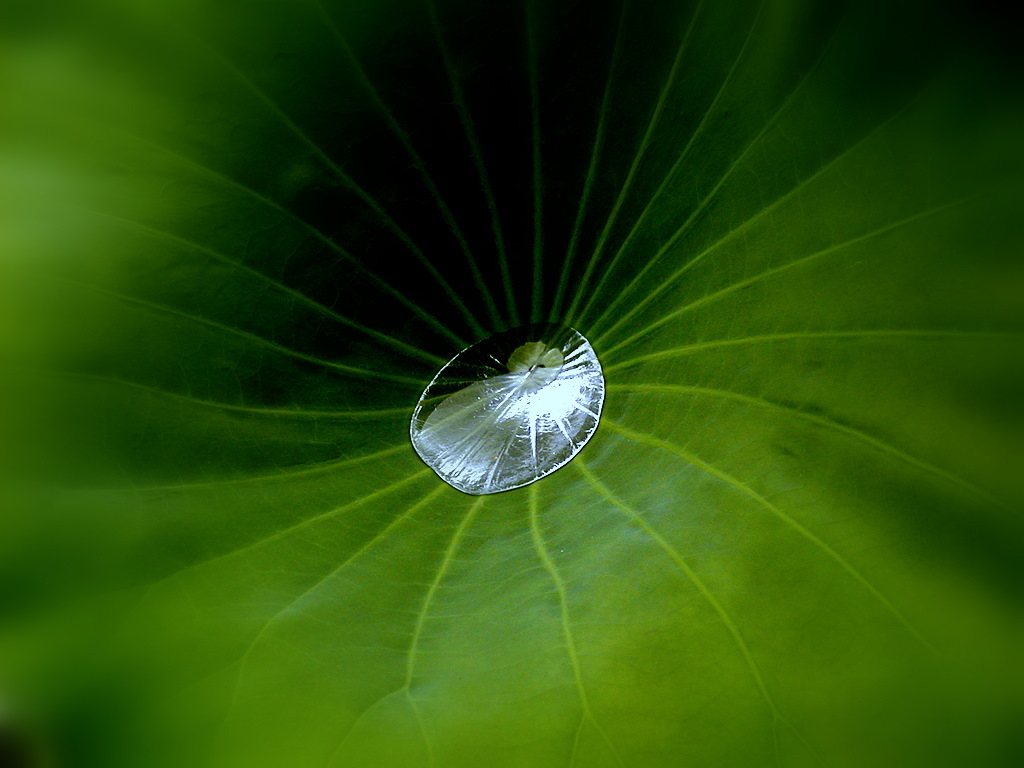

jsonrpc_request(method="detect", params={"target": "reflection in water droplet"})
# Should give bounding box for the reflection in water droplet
[410,324,605,494]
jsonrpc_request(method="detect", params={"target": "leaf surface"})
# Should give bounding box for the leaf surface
[2,0,1023,766]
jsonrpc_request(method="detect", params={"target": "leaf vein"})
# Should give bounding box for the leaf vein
[600,417,938,654]
[528,484,626,768]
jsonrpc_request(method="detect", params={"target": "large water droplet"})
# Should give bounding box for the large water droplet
[410,323,605,494]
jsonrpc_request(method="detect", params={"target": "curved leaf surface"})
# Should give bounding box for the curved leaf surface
[2,0,1023,766]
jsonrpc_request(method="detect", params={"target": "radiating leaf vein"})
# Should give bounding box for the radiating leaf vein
[574,460,819,762]
[601,417,938,654]
[609,382,1014,515]
[566,0,706,323]
[605,330,1020,372]
[134,467,431,606]
[81,283,426,385]
[218,482,448,749]
[99,126,465,354]
[600,195,975,356]
[179,16,487,338]
[528,484,625,768]
[53,370,415,419]
[314,0,502,329]
[590,92,917,342]
[578,0,765,326]
[426,0,517,327]
[550,0,628,324]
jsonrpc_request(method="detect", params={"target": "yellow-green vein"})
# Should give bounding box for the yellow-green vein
[599,195,975,356]
[52,370,415,419]
[129,467,432,628]
[578,0,765,328]
[528,484,625,768]
[604,330,1020,372]
[600,417,939,655]
[573,459,819,762]
[609,381,1015,516]
[218,482,448,754]
[95,441,410,494]
[586,92,918,344]
[79,283,426,385]
[94,125,463,355]
[588,17,832,337]
[175,17,486,338]
[401,495,488,767]
[565,0,706,324]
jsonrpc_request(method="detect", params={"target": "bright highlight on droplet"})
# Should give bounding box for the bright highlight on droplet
[410,324,605,495]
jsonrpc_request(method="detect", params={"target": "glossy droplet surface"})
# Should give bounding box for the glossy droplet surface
[410,324,605,494]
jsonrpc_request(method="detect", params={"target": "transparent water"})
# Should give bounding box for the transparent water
[410,324,605,494]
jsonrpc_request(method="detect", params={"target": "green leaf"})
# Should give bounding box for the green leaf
[2,0,1023,766]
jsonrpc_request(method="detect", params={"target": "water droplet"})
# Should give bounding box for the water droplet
[410,324,605,494]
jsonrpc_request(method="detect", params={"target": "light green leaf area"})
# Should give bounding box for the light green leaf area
[2,0,1023,766]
